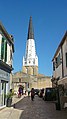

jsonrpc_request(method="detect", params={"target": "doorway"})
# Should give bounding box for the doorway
[1,80,7,106]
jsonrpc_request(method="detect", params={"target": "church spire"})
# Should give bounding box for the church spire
[27,16,34,39]
[23,17,38,75]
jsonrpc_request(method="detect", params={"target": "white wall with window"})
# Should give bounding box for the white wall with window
[52,31,67,86]
[0,22,14,108]
[62,38,67,77]
[53,49,62,79]
[0,34,13,66]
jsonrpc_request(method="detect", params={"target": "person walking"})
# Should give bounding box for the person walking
[31,88,35,101]
[18,87,21,98]
[27,87,30,96]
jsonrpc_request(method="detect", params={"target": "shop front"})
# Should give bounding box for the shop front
[0,69,10,108]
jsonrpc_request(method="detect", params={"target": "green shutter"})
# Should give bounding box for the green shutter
[4,40,7,62]
[1,37,7,62]
[1,37,4,60]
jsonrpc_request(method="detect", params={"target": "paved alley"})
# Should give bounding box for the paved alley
[14,96,67,119]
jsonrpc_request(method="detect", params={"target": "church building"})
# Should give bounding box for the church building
[12,17,52,93]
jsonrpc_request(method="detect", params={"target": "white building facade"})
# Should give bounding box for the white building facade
[23,17,38,75]
[52,32,67,88]
[51,31,67,109]
[0,22,14,108]
[52,31,67,87]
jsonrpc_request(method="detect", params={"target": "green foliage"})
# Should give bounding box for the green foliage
[6,93,12,99]
[5,89,14,99]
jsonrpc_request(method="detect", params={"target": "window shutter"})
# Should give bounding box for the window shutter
[5,40,7,62]
[1,37,4,60]
[66,53,67,67]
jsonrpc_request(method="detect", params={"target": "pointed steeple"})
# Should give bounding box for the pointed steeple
[23,16,38,75]
[27,16,34,39]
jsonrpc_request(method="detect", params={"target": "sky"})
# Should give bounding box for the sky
[0,0,67,76]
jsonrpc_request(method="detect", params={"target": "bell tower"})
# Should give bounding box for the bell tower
[22,16,38,75]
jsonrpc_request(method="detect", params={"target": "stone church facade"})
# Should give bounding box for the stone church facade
[12,72,52,93]
[12,17,52,93]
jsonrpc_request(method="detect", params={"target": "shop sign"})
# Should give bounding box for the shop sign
[0,69,10,80]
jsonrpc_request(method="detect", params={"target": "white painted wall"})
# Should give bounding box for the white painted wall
[7,43,10,65]
[63,38,67,76]
[0,34,13,67]
[53,37,67,79]
[23,38,38,66]
[53,49,62,79]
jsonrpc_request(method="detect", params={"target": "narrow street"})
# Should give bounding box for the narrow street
[14,95,67,119]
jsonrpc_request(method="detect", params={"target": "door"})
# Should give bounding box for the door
[1,81,6,106]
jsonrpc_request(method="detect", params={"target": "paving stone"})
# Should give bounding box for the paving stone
[15,96,67,119]
[0,95,67,119]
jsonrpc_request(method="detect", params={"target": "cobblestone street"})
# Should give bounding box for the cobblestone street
[14,96,67,119]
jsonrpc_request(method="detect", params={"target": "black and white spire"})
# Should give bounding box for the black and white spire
[23,17,38,67]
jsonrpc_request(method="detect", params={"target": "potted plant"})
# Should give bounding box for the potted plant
[6,89,14,107]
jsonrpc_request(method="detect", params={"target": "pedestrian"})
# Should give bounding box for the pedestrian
[18,87,21,98]
[31,88,35,101]
[27,87,30,96]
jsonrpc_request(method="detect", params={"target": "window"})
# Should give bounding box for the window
[29,61,31,63]
[66,53,67,67]
[19,78,21,82]
[25,61,27,64]
[10,50,12,60]
[56,57,58,68]
[33,59,35,64]
[57,53,61,65]
[53,62,55,71]
[29,54,31,57]
[55,53,61,68]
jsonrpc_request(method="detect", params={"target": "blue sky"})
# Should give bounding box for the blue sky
[0,0,67,76]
